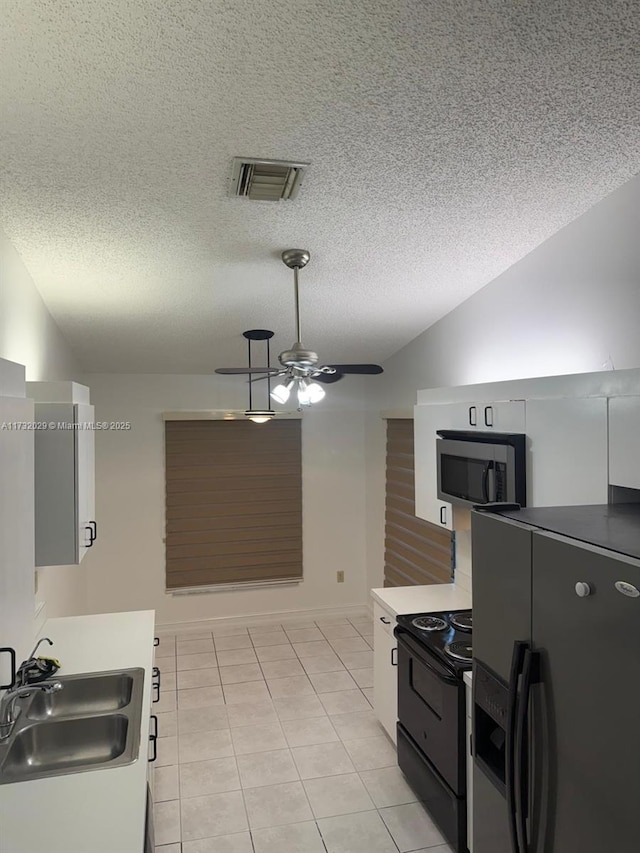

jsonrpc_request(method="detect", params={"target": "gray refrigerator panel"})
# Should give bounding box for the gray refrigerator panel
[472,767,512,853]
[472,512,533,682]
[531,531,640,853]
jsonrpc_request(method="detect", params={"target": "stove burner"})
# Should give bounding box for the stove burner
[449,612,473,632]
[444,640,473,662]
[411,616,448,632]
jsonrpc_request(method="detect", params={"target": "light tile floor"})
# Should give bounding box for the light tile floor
[153,615,454,853]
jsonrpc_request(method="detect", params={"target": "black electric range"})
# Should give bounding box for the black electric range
[394,608,473,853]
[395,609,473,675]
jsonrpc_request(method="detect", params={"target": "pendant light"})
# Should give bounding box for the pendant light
[243,330,276,423]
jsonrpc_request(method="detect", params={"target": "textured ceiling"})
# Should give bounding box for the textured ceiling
[1,0,639,373]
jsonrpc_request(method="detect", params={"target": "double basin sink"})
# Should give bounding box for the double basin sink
[0,668,145,784]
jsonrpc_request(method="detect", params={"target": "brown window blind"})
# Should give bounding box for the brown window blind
[384,418,452,587]
[165,419,302,590]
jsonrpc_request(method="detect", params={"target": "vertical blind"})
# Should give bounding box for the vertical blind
[384,418,453,587]
[164,419,302,589]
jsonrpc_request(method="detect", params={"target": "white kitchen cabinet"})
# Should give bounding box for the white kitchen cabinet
[461,399,525,432]
[608,396,640,490]
[373,602,398,744]
[525,396,608,506]
[414,403,455,529]
[26,382,97,567]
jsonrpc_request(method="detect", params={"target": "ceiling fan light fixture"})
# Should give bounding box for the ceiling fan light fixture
[296,378,313,406]
[271,379,294,405]
[306,382,326,403]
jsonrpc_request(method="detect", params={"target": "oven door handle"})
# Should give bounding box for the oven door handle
[394,628,461,686]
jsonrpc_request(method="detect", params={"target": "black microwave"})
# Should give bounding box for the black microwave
[436,430,527,508]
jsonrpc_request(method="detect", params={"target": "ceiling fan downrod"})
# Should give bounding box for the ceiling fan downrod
[280,249,319,369]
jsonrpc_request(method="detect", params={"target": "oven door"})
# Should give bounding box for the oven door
[395,627,466,795]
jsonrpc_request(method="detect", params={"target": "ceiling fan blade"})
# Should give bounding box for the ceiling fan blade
[215,367,281,375]
[314,372,344,384]
[322,364,384,375]
[248,371,287,383]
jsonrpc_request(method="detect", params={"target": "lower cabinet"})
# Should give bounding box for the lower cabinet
[373,603,398,744]
[148,638,162,798]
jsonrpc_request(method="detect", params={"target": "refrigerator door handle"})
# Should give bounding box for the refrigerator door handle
[506,640,528,853]
[515,647,539,853]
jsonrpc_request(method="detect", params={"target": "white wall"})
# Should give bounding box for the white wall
[365,174,640,592]
[0,229,78,382]
[81,373,369,626]
[0,227,86,620]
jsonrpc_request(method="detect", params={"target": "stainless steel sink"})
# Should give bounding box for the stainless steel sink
[27,672,135,720]
[1,715,129,780]
[0,667,145,784]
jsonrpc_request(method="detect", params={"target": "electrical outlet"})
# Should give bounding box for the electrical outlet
[336,570,345,583]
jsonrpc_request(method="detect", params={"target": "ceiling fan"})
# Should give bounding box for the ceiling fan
[215,249,384,407]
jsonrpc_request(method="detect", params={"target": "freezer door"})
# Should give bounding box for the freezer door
[531,531,640,853]
[471,511,533,682]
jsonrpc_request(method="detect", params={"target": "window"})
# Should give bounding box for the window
[164,418,302,590]
[384,418,452,587]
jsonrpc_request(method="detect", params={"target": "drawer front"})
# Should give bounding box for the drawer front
[373,602,395,636]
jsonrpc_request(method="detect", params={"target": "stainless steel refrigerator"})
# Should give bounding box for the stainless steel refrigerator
[470,504,640,853]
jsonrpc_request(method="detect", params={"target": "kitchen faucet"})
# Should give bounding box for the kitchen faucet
[0,682,63,740]
[16,637,60,685]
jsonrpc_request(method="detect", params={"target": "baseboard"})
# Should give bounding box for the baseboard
[156,602,371,633]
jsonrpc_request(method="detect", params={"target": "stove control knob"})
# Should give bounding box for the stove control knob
[575,581,592,597]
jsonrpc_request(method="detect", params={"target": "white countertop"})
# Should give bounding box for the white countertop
[370,582,472,618]
[0,610,155,853]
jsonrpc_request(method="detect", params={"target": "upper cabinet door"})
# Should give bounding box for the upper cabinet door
[75,403,96,561]
[608,396,640,490]
[525,397,608,507]
[473,400,525,432]
[0,394,36,671]
[414,403,462,530]
[31,392,96,567]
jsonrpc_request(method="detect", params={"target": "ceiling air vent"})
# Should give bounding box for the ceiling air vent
[229,157,309,201]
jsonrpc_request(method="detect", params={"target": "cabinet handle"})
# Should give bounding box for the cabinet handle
[85,525,95,547]
[468,406,477,426]
[152,666,161,703]
[149,714,158,762]
[484,406,494,427]
[391,647,398,666]
[440,506,447,525]
[89,520,97,542]
[0,647,16,690]
[154,637,160,647]
[379,616,391,625]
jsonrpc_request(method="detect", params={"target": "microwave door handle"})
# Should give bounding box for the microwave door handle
[482,461,495,502]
